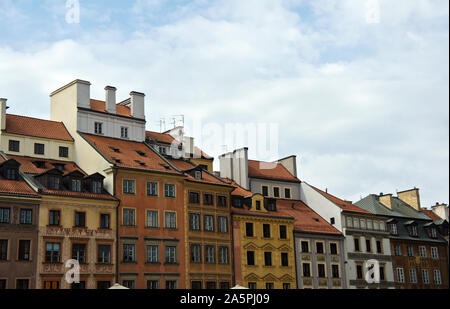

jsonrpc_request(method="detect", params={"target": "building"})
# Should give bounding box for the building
[0,154,41,289]
[219,148,300,200]
[300,182,395,289]
[276,199,346,289]
[227,179,297,289]
[355,189,449,289]
[168,158,234,289]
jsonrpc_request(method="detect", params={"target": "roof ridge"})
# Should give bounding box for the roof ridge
[6,113,65,125]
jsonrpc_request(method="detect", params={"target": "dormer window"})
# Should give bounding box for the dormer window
[159,147,167,155]
[95,122,103,135]
[32,161,46,169]
[390,223,398,235]
[72,179,82,192]
[194,171,202,179]
[411,225,418,237]
[121,127,129,139]
[5,168,19,180]
[49,176,60,190]
[136,150,146,157]
[92,181,102,194]
[53,164,65,172]
[430,227,437,239]
[110,147,120,153]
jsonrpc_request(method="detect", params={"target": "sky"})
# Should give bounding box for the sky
[0,0,448,209]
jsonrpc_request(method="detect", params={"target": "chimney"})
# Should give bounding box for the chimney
[105,86,117,114]
[277,155,298,178]
[0,98,7,131]
[432,203,449,221]
[379,193,393,210]
[129,91,145,119]
[397,188,421,211]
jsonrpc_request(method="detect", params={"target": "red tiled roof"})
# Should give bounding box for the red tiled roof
[89,99,133,118]
[0,179,40,197]
[232,205,295,220]
[222,178,253,198]
[168,159,231,187]
[310,185,371,214]
[277,200,342,235]
[5,114,74,142]
[42,189,116,200]
[146,131,178,145]
[82,133,183,175]
[193,146,213,160]
[421,209,443,222]
[7,155,86,176]
[248,160,300,182]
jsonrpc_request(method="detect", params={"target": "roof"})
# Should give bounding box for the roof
[276,199,342,236]
[309,185,372,214]
[81,133,183,176]
[0,179,40,198]
[88,99,133,118]
[421,209,444,222]
[167,158,232,187]
[222,177,254,198]
[5,114,74,142]
[247,160,300,182]
[231,206,295,221]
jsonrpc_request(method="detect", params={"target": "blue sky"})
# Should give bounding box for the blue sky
[0,0,449,208]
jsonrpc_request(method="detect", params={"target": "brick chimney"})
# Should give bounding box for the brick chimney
[379,193,393,210]
[397,188,421,211]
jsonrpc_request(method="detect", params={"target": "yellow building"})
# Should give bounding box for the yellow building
[227,179,297,289]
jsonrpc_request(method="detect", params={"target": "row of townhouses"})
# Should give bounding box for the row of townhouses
[0,80,448,289]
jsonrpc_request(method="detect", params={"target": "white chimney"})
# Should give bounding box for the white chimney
[105,86,116,114]
[0,98,7,131]
[129,91,145,119]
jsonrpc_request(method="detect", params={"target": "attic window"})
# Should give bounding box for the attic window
[111,157,122,164]
[109,146,120,153]
[135,160,146,167]
[313,218,320,222]
[136,150,146,157]
[194,171,202,179]
[159,163,170,170]
[52,163,65,172]
[32,161,46,169]
[5,168,19,181]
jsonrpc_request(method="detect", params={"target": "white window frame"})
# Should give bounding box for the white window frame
[434,270,442,285]
[396,268,405,283]
[409,268,417,283]
[422,269,430,284]
[431,247,439,259]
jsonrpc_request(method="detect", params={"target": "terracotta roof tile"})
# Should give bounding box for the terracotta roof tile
[310,185,371,214]
[277,199,342,235]
[248,160,300,182]
[222,178,253,197]
[146,131,177,145]
[7,155,85,175]
[0,179,40,197]
[5,114,74,142]
[168,159,231,187]
[81,133,183,175]
[232,206,295,220]
[421,209,443,222]
[89,99,132,118]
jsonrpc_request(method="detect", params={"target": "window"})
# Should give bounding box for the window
[332,265,340,278]
[248,282,257,289]
[75,212,85,227]
[147,280,160,289]
[165,212,177,229]
[360,219,366,229]
[147,182,158,196]
[247,251,255,266]
[301,241,309,253]
[71,281,86,289]
[367,220,373,230]
[98,245,111,264]
[422,269,430,284]
[97,281,111,289]
[356,265,363,279]
[366,239,372,252]
[123,180,135,194]
[396,268,405,283]
[205,246,215,264]
[431,247,439,259]
[394,245,402,256]
[0,240,8,260]
[147,210,158,228]
[165,246,177,264]
[204,215,214,232]
[71,179,81,192]
[353,218,360,229]
[256,201,261,210]
[43,280,60,290]
[203,193,214,205]
[190,244,201,263]
[407,246,414,257]
[18,240,31,261]
[264,252,272,266]
[94,122,103,134]
[373,221,380,230]
[330,217,335,225]
[302,263,311,277]
[72,244,87,264]
[0,280,6,289]
[189,213,200,231]
[318,264,326,278]
[189,192,200,204]
[283,283,291,289]
[45,242,60,263]
[8,140,20,152]
[218,196,227,207]
[434,270,442,285]
[409,269,417,283]
[49,176,60,190]
[166,280,177,289]
[390,223,398,235]
[120,127,129,139]
[316,242,324,254]
[34,143,45,155]
[263,224,271,238]
[273,187,280,198]
[266,283,274,289]
[49,210,60,226]
[419,246,427,258]
[410,225,418,237]
[123,280,135,289]
[380,266,385,281]
[281,252,289,266]
[59,146,69,158]
[246,222,254,237]
[123,244,136,262]
[191,281,202,289]
[376,240,382,254]
[219,246,229,264]
[0,208,10,223]
[430,228,437,239]
[147,245,159,263]
[279,225,287,239]
[262,186,269,197]
[206,281,217,289]
[92,181,102,194]
[330,243,338,255]
[354,238,360,252]
[220,282,231,289]
[284,188,291,199]
[194,171,202,179]
[123,209,135,226]
[100,214,110,229]
[6,168,19,180]
[165,184,176,198]
[20,209,32,225]
[16,279,29,289]
[346,217,353,228]
[218,216,228,233]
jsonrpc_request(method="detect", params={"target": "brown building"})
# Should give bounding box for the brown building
[0,155,41,289]
[168,158,234,289]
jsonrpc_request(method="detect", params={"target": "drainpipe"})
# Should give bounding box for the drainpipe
[113,168,120,284]
[293,229,299,289]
